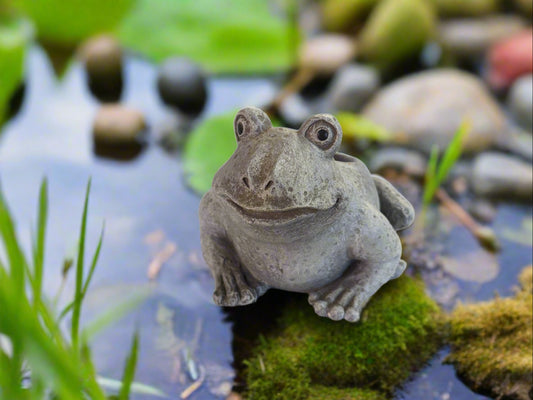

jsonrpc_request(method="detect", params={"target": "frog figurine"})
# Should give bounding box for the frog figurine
[199,107,415,322]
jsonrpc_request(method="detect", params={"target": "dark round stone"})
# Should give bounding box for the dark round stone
[157,57,208,116]
[79,35,124,102]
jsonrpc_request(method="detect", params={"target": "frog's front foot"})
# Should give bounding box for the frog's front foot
[213,259,268,306]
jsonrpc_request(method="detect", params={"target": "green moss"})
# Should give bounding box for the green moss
[244,275,444,399]
[448,266,533,400]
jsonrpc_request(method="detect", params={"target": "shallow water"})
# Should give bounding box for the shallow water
[0,46,530,399]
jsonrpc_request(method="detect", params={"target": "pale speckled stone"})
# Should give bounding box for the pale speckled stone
[199,107,415,322]
[471,152,533,201]
[93,105,145,145]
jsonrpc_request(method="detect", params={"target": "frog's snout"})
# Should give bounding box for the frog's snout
[241,174,274,193]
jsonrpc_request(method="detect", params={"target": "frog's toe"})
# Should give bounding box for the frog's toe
[344,307,361,322]
[311,300,329,317]
[327,305,345,321]
[238,288,256,305]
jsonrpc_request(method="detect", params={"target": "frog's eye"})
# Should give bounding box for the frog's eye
[300,114,342,154]
[234,107,272,142]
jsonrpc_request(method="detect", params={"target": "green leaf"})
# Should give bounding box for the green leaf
[117,0,300,74]
[183,111,238,194]
[12,0,133,45]
[82,288,150,339]
[32,178,48,308]
[71,179,91,349]
[0,16,28,126]
[97,377,167,398]
[422,145,439,206]
[422,120,470,206]
[435,119,470,186]
[336,112,393,142]
[118,331,139,400]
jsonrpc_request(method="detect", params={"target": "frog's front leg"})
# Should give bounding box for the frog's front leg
[200,192,269,306]
[308,207,404,322]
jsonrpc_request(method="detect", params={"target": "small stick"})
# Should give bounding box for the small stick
[436,188,500,251]
[265,68,315,114]
[180,366,206,399]
[147,242,177,280]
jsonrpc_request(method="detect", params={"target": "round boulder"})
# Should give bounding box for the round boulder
[93,105,145,145]
[157,57,208,116]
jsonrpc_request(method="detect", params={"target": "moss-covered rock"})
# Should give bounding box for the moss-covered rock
[447,266,533,400]
[358,0,435,70]
[244,275,444,400]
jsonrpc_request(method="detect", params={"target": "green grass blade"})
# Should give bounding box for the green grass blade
[435,120,470,185]
[82,221,105,296]
[119,331,140,400]
[71,179,91,349]
[82,289,149,340]
[423,145,440,206]
[32,178,48,308]
[0,185,28,295]
[97,377,167,398]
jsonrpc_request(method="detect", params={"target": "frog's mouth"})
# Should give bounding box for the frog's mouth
[224,196,341,222]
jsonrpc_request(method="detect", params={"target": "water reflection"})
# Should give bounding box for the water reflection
[0,46,276,399]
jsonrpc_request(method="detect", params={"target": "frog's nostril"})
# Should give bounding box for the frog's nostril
[264,180,274,191]
[242,177,250,189]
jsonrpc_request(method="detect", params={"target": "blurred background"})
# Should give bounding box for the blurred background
[0,0,532,399]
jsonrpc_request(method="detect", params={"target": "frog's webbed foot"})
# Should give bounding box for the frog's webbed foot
[308,259,405,322]
[213,259,267,306]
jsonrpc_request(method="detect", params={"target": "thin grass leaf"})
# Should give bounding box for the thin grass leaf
[119,331,139,400]
[32,178,48,308]
[71,178,91,349]
[97,377,167,398]
[423,145,439,206]
[0,185,29,296]
[83,289,150,340]
[435,119,471,185]
[82,221,105,296]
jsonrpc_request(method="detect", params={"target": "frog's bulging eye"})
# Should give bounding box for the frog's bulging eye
[233,107,272,142]
[237,121,245,136]
[305,122,336,150]
[317,128,329,141]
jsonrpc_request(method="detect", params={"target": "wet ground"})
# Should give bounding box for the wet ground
[0,46,531,399]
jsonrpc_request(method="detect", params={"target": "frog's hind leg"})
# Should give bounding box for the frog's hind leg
[308,257,401,322]
[392,259,407,279]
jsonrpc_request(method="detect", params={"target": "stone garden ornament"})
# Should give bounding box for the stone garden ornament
[199,107,415,322]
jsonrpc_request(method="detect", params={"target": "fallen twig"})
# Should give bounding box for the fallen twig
[147,242,177,280]
[180,365,206,399]
[436,188,500,252]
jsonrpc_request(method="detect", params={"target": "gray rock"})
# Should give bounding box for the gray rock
[439,16,526,59]
[153,108,191,151]
[468,199,497,223]
[323,63,380,113]
[78,35,123,102]
[93,105,145,145]
[508,74,533,131]
[157,57,208,116]
[363,69,531,159]
[199,107,415,322]
[299,34,356,74]
[471,152,533,201]
[369,147,427,178]
[278,93,314,128]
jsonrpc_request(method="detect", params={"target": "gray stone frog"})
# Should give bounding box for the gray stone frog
[199,107,415,322]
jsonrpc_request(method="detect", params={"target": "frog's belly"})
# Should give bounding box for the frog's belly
[233,239,350,293]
